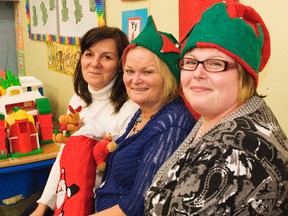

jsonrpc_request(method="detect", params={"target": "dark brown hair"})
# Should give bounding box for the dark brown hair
[73,26,129,113]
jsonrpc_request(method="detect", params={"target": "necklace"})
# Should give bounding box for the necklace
[130,115,143,135]
[130,113,155,136]
[136,116,142,123]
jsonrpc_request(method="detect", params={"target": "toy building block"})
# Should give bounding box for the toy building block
[0,113,9,159]
[0,76,7,96]
[19,76,44,96]
[0,71,21,95]
[5,70,20,86]
[0,69,5,79]
[36,98,53,144]
[36,98,51,114]
[0,86,4,97]
[5,107,42,158]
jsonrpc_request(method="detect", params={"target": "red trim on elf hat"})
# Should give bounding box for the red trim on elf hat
[121,44,136,66]
[161,35,180,54]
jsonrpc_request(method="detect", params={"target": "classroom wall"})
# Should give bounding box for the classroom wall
[240,0,288,134]
[18,0,288,133]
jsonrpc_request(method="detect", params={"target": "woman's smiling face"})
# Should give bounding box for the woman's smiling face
[123,46,165,110]
[181,47,240,120]
[81,38,119,91]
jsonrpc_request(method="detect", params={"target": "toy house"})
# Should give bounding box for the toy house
[0,73,53,158]
[5,107,42,157]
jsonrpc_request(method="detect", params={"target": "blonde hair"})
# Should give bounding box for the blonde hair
[154,54,179,105]
[237,64,259,105]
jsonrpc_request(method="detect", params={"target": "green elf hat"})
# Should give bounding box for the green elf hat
[181,2,271,86]
[122,15,181,82]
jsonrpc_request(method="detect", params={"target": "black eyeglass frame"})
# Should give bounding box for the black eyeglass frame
[178,58,237,72]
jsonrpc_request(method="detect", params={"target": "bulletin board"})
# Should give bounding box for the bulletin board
[26,0,105,45]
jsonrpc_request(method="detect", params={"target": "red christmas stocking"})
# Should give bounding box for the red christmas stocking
[54,135,97,216]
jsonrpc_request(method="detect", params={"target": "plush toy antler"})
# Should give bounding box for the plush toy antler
[68,105,82,114]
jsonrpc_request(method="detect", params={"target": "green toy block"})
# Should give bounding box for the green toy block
[1,70,20,89]
[10,148,43,158]
[36,98,52,114]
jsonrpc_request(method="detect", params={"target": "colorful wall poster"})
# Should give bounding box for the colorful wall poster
[28,0,58,36]
[16,26,24,50]
[47,42,80,76]
[26,0,105,45]
[17,51,25,76]
[58,0,99,38]
[122,8,148,41]
[15,3,23,25]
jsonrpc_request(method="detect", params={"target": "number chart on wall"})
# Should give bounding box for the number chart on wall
[26,0,105,45]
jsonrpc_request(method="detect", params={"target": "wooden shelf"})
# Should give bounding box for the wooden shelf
[0,143,60,168]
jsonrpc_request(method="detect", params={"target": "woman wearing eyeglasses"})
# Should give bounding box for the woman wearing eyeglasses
[145,2,288,215]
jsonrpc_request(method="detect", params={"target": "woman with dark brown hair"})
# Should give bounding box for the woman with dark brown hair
[26,26,138,216]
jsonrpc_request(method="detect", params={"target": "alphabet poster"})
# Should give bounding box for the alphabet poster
[122,9,148,41]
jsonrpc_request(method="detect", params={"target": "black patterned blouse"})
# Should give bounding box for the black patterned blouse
[145,96,288,216]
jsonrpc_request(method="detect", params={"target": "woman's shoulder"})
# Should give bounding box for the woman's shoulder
[154,97,196,127]
[163,97,194,118]
[69,94,86,107]
[121,99,139,113]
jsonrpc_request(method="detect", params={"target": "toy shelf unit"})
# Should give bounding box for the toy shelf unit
[0,143,60,206]
[0,74,56,206]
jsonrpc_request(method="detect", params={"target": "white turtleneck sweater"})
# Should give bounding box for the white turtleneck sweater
[37,80,139,209]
